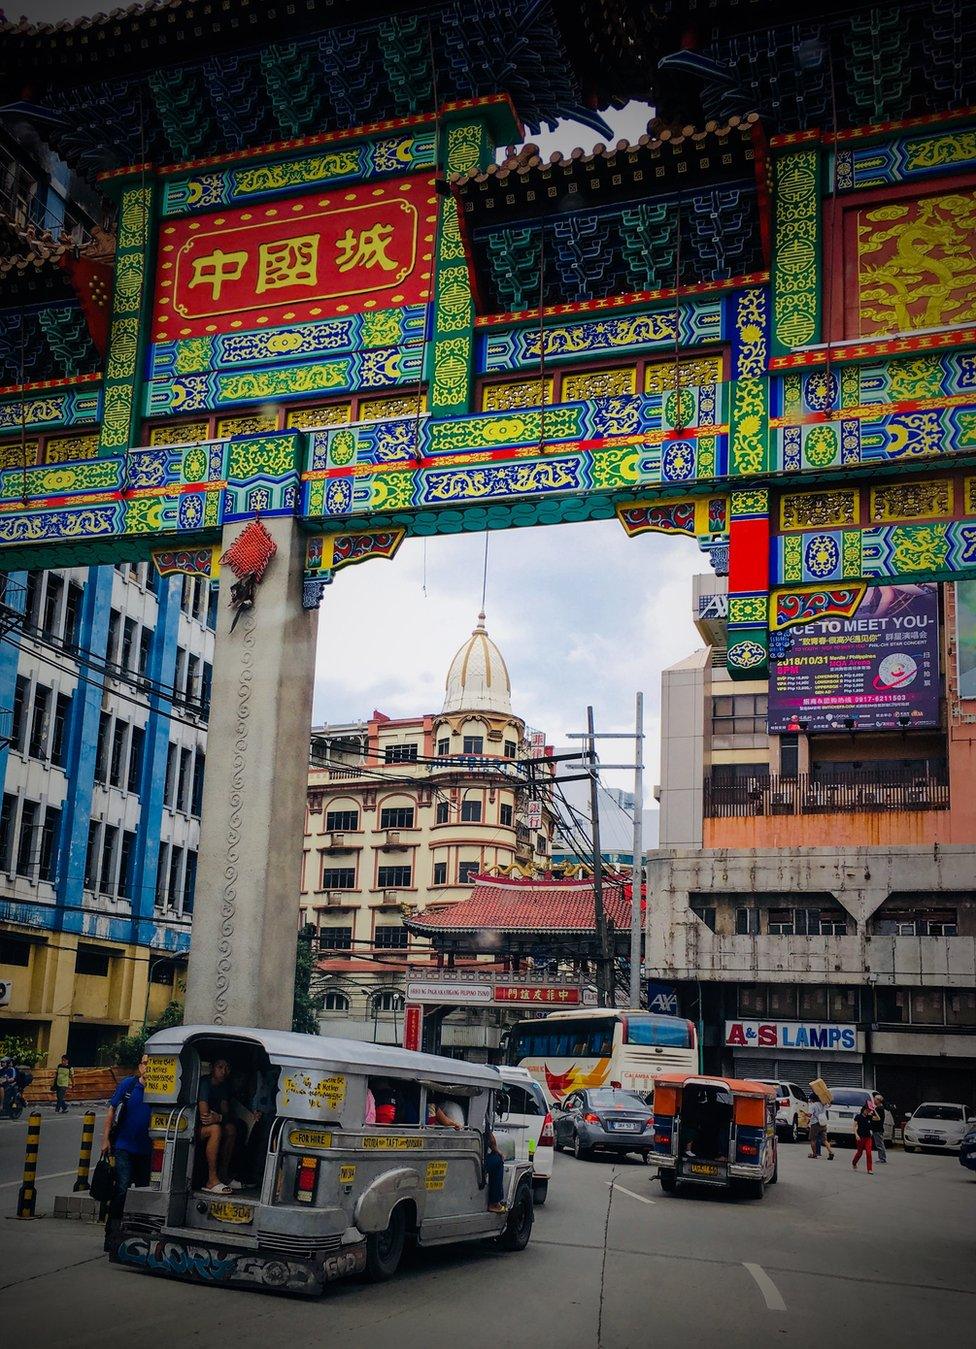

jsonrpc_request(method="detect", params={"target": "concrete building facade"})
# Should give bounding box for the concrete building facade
[302,614,556,1046]
[649,576,976,1112]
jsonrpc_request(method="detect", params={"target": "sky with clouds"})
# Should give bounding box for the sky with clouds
[13,4,707,797]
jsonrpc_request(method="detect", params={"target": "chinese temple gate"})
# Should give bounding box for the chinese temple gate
[1,0,976,1028]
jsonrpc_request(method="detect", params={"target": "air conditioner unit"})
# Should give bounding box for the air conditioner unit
[382,830,403,849]
[327,832,344,847]
[326,892,344,907]
[382,890,399,904]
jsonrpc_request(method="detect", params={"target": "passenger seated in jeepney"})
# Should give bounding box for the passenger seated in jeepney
[427,1094,465,1130]
[196,1057,240,1195]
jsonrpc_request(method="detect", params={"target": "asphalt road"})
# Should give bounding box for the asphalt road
[1,1117,973,1348]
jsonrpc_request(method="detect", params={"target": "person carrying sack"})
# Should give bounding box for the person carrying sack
[101,1054,152,1248]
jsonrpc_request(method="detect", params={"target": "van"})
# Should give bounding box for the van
[496,1065,555,1205]
[109,1025,535,1295]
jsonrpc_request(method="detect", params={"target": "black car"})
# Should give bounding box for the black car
[552,1088,654,1160]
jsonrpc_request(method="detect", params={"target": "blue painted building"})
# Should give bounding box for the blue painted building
[0,562,213,1063]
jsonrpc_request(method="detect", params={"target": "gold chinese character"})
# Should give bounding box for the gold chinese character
[335,223,398,273]
[256,235,320,293]
[187,248,247,301]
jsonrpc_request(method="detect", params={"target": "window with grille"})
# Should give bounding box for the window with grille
[16,799,39,877]
[711,694,768,739]
[504,740,517,759]
[110,720,127,787]
[38,806,60,883]
[0,794,16,872]
[319,927,353,951]
[50,693,71,771]
[0,936,30,966]
[462,736,484,755]
[326,809,359,831]
[460,799,481,822]
[322,867,356,889]
[371,991,404,1013]
[177,747,192,811]
[380,806,415,829]
[874,908,958,936]
[378,865,412,888]
[323,990,349,1010]
[435,801,450,824]
[433,861,447,885]
[28,683,51,760]
[384,744,418,763]
[458,861,479,884]
[99,824,118,894]
[436,738,450,756]
[75,946,110,977]
[500,803,513,827]
[118,830,136,899]
[374,925,408,949]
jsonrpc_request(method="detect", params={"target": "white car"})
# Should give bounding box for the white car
[754,1080,811,1142]
[903,1102,973,1153]
[822,1087,894,1143]
[496,1065,555,1205]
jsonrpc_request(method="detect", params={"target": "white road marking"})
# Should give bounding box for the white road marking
[743,1262,787,1311]
[0,1169,76,1189]
[606,1180,655,1205]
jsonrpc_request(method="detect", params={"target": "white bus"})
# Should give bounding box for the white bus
[504,1008,698,1103]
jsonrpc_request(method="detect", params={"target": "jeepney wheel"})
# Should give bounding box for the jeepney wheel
[499,1179,534,1251]
[659,1169,677,1194]
[742,1178,765,1200]
[572,1131,592,1160]
[364,1204,407,1282]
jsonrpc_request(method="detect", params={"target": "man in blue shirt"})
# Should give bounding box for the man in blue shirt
[101,1053,152,1241]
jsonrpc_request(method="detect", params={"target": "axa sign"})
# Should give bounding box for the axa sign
[725,1020,857,1052]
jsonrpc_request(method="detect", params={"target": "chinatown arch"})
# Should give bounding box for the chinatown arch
[1,2,976,1031]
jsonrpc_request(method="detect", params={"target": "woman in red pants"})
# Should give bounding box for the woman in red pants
[852,1100,880,1173]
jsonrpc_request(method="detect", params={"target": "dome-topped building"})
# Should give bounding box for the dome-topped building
[443,611,512,715]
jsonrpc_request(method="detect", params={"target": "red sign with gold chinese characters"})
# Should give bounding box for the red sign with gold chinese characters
[153,174,436,341]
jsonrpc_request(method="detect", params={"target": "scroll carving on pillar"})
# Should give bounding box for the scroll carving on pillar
[214,612,255,1022]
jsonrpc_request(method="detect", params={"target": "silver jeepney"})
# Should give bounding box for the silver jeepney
[109,1025,534,1295]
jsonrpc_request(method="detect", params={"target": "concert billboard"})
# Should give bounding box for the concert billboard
[768,584,940,733]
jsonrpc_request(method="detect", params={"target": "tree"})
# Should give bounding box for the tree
[100,999,184,1067]
[292,923,318,1035]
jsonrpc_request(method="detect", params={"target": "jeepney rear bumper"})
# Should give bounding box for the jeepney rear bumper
[109,1227,366,1296]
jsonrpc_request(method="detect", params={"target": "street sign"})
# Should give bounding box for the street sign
[403,971,595,1009]
[405,980,493,1005]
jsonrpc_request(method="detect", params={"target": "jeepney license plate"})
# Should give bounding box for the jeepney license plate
[209,1199,254,1224]
[689,1163,719,1176]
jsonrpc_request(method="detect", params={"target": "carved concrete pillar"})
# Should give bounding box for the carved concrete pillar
[184,516,318,1029]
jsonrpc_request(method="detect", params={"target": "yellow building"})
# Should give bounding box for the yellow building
[302,613,556,1042]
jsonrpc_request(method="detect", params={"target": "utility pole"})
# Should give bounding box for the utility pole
[629,691,644,1010]
[568,702,645,1012]
[585,705,612,1007]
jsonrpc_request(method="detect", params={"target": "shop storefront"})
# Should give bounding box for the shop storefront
[723,1019,866,1087]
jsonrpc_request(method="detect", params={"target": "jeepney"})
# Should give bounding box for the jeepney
[109,1025,534,1295]
[650,1074,778,1199]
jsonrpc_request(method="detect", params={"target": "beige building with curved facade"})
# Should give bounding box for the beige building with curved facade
[301,614,555,1044]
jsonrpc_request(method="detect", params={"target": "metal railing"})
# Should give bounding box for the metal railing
[704,767,950,817]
